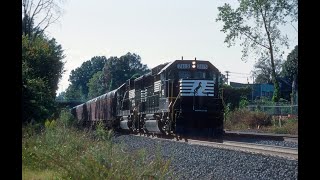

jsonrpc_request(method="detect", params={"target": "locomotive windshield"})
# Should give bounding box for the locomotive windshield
[178,70,215,80]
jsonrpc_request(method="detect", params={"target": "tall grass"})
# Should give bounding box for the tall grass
[22,110,173,179]
[225,109,298,135]
[267,117,298,135]
[225,109,272,129]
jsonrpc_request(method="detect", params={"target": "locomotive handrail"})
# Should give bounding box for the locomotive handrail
[220,88,226,110]
[220,88,227,122]
[171,92,181,122]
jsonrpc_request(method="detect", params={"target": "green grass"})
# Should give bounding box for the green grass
[22,115,173,180]
[22,168,62,180]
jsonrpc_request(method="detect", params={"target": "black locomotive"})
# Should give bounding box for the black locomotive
[71,59,224,138]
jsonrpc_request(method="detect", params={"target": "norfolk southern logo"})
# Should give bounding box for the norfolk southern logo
[194,82,202,95]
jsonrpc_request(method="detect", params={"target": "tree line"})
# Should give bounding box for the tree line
[58,53,150,101]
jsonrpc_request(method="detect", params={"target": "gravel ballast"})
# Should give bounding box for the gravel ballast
[231,138,298,148]
[112,134,298,180]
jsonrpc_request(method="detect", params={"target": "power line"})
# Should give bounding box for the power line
[228,71,250,75]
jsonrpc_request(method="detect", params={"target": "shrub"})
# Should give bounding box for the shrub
[239,96,249,109]
[269,117,298,135]
[94,122,113,141]
[227,109,272,129]
[44,119,56,130]
[58,108,75,127]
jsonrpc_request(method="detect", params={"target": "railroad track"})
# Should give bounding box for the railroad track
[131,133,298,160]
[186,139,298,160]
[224,130,298,143]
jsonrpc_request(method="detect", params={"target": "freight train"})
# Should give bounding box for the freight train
[71,58,224,138]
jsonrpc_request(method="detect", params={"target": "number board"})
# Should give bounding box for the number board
[177,63,208,69]
[177,64,191,69]
[197,64,208,69]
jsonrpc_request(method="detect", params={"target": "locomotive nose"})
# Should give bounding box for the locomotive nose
[179,79,214,97]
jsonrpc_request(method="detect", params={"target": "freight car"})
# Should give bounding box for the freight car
[71,58,224,138]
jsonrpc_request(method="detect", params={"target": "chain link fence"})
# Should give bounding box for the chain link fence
[247,104,298,116]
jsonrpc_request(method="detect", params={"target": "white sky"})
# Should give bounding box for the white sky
[44,0,298,94]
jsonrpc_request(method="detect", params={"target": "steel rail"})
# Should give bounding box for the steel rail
[131,133,298,160]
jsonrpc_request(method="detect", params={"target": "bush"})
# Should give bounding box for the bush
[268,117,298,135]
[58,108,75,127]
[239,96,249,109]
[94,122,113,141]
[226,109,272,129]
[221,85,251,110]
[44,119,56,130]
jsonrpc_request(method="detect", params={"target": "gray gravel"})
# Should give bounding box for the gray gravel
[233,138,298,148]
[112,134,298,180]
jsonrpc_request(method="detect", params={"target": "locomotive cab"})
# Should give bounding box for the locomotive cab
[158,59,224,138]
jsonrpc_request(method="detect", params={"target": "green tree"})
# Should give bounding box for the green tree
[252,57,282,84]
[56,91,66,101]
[221,84,252,110]
[281,45,298,104]
[22,34,65,123]
[103,52,149,91]
[282,45,298,85]
[67,56,107,100]
[87,71,107,99]
[64,85,86,101]
[216,0,297,102]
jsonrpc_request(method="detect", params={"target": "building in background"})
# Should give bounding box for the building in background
[230,82,274,102]
[230,79,292,102]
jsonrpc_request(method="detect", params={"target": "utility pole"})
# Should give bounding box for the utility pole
[225,71,230,85]
[252,76,254,102]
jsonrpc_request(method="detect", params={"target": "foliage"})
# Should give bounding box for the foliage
[58,108,76,128]
[45,119,57,130]
[223,103,231,122]
[94,122,113,141]
[252,57,282,84]
[22,0,64,37]
[22,34,65,124]
[272,84,281,102]
[103,52,150,91]
[87,71,107,99]
[56,91,66,101]
[65,53,150,100]
[216,0,297,102]
[268,117,298,134]
[281,45,298,104]
[239,96,249,109]
[253,96,290,106]
[64,84,86,101]
[281,45,298,84]
[226,109,272,129]
[221,84,251,110]
[22,123,172,179]
[225,108,297,135]
[66,56,107,100]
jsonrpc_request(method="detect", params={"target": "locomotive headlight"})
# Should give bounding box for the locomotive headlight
[192,61,196,68]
